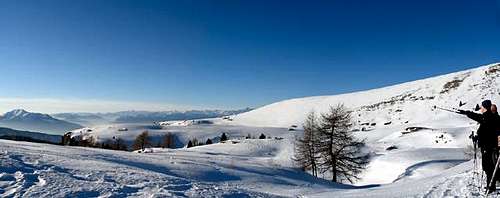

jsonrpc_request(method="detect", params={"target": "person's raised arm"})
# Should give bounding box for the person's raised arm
[459,110,483,123]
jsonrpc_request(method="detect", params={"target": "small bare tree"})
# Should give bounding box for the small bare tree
[114,137,128,151]
[318,104,369,183]
[162,133,175,148]
[220,133,228,142]
[133,131,151,151]
[206,138,213,145]
[293,111,321,177]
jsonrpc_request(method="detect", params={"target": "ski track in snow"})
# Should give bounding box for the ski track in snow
[423,173,467,198]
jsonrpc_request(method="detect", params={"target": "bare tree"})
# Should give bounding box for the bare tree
[293,111,321,177]
[187,140,193,148]
[113,137,128,151]
[318,104,369,183]
[220,133,228,142]
[133,131,151,151]
[206,138,213,145]
[162,133,175,148]
[102,139,113,149]
[192,137,199,146]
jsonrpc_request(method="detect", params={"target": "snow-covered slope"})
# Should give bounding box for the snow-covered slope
[0,139,342,197]
[0,127,61,144]
[232,62,500,128]
[3,63,500,197]
[0,109,82,135]
[68,121,290,149]
[0,137,484,197]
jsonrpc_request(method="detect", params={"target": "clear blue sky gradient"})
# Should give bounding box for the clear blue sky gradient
[0,0,499,110]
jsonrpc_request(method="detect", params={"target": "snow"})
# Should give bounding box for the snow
[2,109,30,119]
[0,127,61,144]
[68,121,292,149]
[231,63,500,129]
[2,62,500,197]
[309,161,481,198]
[0,139,339,197]
[0,109,82,135]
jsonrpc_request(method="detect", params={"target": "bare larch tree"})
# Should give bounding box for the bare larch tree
[318,104,369,183]
[294,111,321,177]
[133,131,151,151]
[162,132,175,149]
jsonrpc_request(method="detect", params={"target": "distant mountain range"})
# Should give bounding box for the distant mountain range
[53,108,253,126]
[0,109,83,135]
[0,108,252,134]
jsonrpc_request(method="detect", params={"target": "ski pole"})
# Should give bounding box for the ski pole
[433,105,461,114]
[486,151,500,195]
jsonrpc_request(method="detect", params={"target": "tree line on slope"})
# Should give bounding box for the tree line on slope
[63,131,178,151]
[294,104,370,183]
[185,132,270,148]
[65,130,273,151]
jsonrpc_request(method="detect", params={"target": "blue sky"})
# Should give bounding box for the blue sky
[0,0,499,113]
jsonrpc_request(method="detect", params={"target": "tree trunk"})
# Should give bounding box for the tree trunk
[330,127,336,182]
[332,159,337,182]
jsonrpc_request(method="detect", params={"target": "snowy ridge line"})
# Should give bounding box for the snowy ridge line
[231,62,500,128]
[0,109,82,135]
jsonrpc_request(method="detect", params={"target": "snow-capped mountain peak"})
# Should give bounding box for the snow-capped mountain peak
[3,109,30,119]
[0,109,83,134]
[2,109,52,121]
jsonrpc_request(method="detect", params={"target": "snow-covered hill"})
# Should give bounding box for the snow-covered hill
[68,121,290,149]
[0,127,61,144]
[0,137,483,197]
[232,62,500,128]
[0,139,344,197]
[3,62,500,197]
[0,109,82,135]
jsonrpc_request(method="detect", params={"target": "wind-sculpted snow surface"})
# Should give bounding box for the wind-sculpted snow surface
[0,139,344,197]
[309,161,489,198]
[0,138,489,198]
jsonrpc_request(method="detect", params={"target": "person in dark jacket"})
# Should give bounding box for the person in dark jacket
[460,100,500,192]
[491,104,500,185]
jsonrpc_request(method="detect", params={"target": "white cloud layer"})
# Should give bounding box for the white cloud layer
[0,97,195,114]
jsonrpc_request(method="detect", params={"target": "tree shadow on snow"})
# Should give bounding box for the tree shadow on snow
[392,159,467,183]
